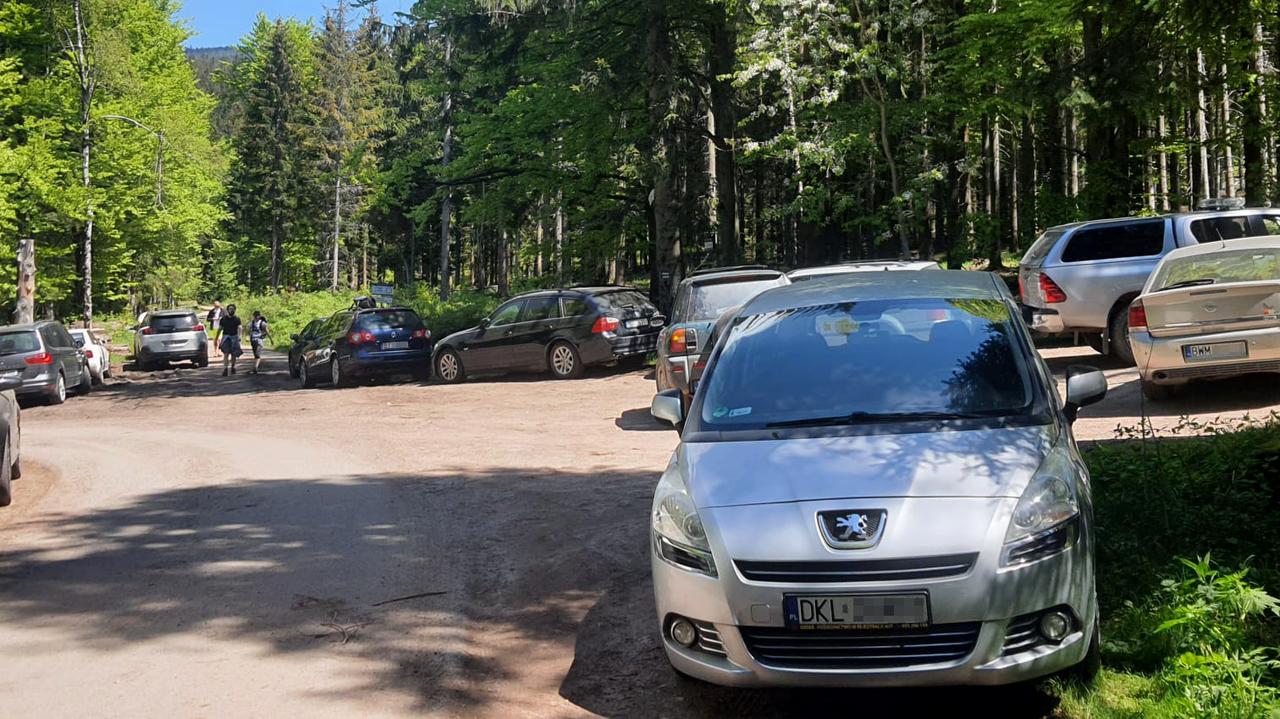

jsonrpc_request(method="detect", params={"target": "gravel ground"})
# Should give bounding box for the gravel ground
[1,345,1277,717]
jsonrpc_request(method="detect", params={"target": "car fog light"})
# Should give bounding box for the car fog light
[1039,610,1071,642]
[669,618,698,647]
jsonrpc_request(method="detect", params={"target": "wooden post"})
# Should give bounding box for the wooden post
[15,239,35,325]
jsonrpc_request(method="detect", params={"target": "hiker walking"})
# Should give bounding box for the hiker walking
[206,301,226,356]
[218,304,244,376]
[248,311,270,375]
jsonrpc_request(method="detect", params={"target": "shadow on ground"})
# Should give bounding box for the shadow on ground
[0,464,1059,717]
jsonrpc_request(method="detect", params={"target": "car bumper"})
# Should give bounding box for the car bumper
[139,335,207,359]
[1131,326,1280,385]
[343,350,432,376]
[1020,304,1066,334]
[652,501,1095,688]
[580,333,660,365]
[13,372,58,398]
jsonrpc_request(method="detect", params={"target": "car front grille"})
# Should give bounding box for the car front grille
[1161,358,1280,380]
[739,623,981,669]
[734,553,978,584]
[1001,613,1042,655]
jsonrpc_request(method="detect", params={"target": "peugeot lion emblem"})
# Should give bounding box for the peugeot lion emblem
[817,509,887,549]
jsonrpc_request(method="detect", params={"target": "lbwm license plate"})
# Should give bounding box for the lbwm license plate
[1183,341,1247,362]
[381,341,409,350]
[785,593,930,630]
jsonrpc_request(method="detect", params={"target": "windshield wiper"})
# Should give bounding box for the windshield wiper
[1158,278,1216,291]
[765,411,997,428]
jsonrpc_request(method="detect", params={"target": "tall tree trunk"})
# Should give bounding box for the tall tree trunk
[1243,22,1268,205]
[1195,48,1212,200]
[709,4,739,265]
[647,0,681,313]
[332,175,342,290]
[1221,53,1236,197]
[1157,113,1170,210]
[439,33,454,300]
[72,0,95,327]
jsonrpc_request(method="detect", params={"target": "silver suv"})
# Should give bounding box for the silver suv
[1018,208,1280,362]
[133,310,209,370]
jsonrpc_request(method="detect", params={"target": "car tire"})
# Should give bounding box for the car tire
[11,456,20,481]
[47,372,67,405]
[1141,379,1175,402]
[548,341,583,380]
[75,366,92,395]
[195,355,209,369]
[436,348,466,384]
[1062,621,1102,686]
[299,361,316,389]
[330,358,350,388]
[288,358,300,379]
[0,442,11,508]
[1108,310,1135,365]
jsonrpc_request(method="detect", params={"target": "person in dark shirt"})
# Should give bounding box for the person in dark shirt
[218,304,244,376]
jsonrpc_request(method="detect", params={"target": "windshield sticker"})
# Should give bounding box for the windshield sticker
[816,313,859,346]
[728,407,752,417]
[712,406,729,419]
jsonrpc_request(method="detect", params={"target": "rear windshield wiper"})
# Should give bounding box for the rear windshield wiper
[1158,278,1216,291]
[765,411,998,428]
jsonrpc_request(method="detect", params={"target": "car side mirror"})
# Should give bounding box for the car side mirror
[290,334,301,342]
[478,317,491,330]
[651,388,684,429]
[1064,365,1107,423]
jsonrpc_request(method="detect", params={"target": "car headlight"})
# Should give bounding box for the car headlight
[652,470,716,576]
[1002,448,1080,567]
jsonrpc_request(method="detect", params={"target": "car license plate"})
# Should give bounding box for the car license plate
[625,319,642,329]
[650,316,663,327]
[784,593,930,630]
[381,341,409,350]
[1183,341,1248,362]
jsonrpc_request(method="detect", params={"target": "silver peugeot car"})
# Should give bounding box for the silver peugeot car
[648,271,1108,687]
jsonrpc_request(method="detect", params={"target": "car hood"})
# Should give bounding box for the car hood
[680,424,1055,508]
[439,327,480,347]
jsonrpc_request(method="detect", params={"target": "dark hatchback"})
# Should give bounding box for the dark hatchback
[433,286,664,382]
[297,308,433,388]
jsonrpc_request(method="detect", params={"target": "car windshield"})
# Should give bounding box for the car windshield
[357,310,424,331]
[1152,247,1280,291]
[594,290,653,311]
[1021,230,1063,266]
[71,332,87,348]
[0,331,40,356]
[683,279,780,322]
[698,298,1037,428]
[150,314,197,331]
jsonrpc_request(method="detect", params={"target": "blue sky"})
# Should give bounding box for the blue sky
[177,0,416,47]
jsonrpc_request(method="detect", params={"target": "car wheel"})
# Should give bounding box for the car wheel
[48,372,67,405]
[1061,621,1102,686]
[549,341,583,379]
[75,366,92,395]
[1108,310,1135,365]
[11,456,20,481]
[1141,379,1175,402]
[330,358,350,388]
[288,357,300,379]
[0,442,10,507]
[436,348,466,384]
[195,355,209,369]
[299,361,315,389]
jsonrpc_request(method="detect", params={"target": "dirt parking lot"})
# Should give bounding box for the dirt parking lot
[2,345,1278,717]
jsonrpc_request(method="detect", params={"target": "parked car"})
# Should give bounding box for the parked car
[1128,235,1280,400]
[0,321,92,405]
[1018,206,1280,363]
[287,318,325,378]
[133,310,209,370]
[298,307,433,388]
[787,259,941,281]
[655,266,788,402]
[433,287,664,383]
[648,270,1107,688]
[69,328,111,384]
[0,372,22,507]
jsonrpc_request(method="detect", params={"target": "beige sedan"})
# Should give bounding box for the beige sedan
[1127,236,1280,400]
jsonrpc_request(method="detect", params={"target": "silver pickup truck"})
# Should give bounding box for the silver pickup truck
[1019,207,1280,363]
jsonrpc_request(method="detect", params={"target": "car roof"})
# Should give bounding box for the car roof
[1160,234,1280,262]
[788,261,940,278]
[0,323,40,333]
[739,270,1005,315]
[151,309,196,317]
[1047,207,1280,233]
[681,268,784,286]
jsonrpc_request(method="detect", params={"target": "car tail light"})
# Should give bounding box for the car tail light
[411,328,430,339]
[141,327,155,335]
[669,328,697,354]
[85,349,94,358]
[592,316,620,334]
[193,324,204,332]
[1017,274,1026,300]
[347,330,376,345]
[1128,300,1147,332]
[25,352,53,365]
[1038,273,1067,303]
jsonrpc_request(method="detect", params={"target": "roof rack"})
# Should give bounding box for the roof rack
[689,264,773,277]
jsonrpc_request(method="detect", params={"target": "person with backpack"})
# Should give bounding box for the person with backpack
[218,304,244,376]
[248,310,270,375]
[206,301,225,355]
